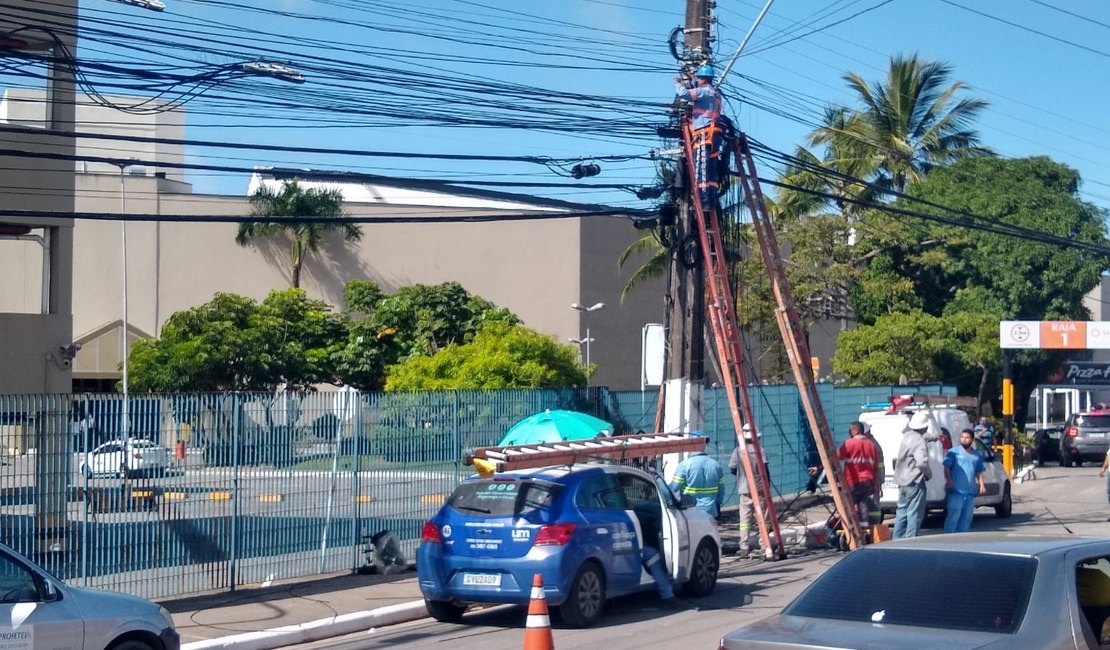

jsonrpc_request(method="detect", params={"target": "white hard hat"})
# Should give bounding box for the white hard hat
[741,423,761,438]
[907,411,931,431]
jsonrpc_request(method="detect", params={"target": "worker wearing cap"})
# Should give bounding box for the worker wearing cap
[670,432,726,519]
[674,64,722,206]
[892,411,933,539]
[729,424,769,553]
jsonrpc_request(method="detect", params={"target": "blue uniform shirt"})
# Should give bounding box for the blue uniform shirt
[943,445,985,495]
[670,452,725,517]
[674,83,721,130]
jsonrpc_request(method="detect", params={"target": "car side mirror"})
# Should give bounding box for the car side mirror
[679,494,696,509]
[38,579,59,602]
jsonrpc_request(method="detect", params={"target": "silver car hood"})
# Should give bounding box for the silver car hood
[64,584,173,638]
[720,614,1011,650]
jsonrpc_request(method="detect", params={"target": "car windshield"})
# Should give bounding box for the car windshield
[785,549,1036,634]
[1075,415,1110,429]
[448,479,561,518]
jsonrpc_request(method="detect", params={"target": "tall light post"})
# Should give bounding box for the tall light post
[114,160,137,437]
[570,302,605,367]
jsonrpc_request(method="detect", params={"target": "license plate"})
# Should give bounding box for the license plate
[462,573,501,587]
[882,480,897,489]
[1088,432,1106,439]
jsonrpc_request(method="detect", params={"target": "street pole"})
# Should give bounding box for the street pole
[118,163,130,438]
[663,0,712,438]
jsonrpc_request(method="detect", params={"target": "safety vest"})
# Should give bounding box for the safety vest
[675,83,721,130]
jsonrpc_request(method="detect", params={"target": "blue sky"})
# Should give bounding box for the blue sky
[57,0,1110,212]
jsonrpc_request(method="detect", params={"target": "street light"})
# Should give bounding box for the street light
[570,302,605,367]
[114,159,138,437]
[236,60,306,84]
[111,0,166,11]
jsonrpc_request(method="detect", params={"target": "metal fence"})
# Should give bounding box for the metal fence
[0,384,952,599]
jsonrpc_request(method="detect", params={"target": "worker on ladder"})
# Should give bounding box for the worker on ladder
[674,63,722,207]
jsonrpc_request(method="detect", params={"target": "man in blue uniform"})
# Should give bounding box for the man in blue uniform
[674,64,722,206]
[943,428,986,533]
[670,432,725,519]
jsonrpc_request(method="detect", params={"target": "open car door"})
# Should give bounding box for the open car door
[652,472,690,582]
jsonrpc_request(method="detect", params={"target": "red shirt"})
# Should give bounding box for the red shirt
[837,435,879,486]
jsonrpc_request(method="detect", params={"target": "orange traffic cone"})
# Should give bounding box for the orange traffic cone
[523,573,555,650]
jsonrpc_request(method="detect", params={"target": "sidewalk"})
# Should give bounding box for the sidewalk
[157,491,839,650]
[159,569,428,649]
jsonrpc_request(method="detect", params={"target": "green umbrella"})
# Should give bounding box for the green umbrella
[497,409,614,446]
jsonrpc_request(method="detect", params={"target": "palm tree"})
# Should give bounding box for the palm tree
[778,106,884,220]
[237,180,362,288]
[617,233,670,303]
[828,54,991,194]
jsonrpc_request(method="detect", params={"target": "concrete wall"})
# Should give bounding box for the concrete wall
[0,0,77,394]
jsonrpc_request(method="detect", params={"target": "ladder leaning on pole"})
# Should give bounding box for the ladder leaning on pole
[729,132,865,551]
[681,123,786,560]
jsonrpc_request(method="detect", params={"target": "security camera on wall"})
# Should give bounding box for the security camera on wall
[52,343,81,369]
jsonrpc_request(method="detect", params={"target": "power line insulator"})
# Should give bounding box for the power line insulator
[570,163,600,179]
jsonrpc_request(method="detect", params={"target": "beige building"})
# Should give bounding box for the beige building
[0,1,78,395]
[0,85,665,392]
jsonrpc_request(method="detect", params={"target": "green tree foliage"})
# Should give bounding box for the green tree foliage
[840,156,1109,419]
[237,180,362,288]
[128,290,347,392]
[336,281,520,390]
[852,157,1108,323]
[343,279,382,314]
[129,281,528,392]
[833,310,946,384]
[385,323,589,390]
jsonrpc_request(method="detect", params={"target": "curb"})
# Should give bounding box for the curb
[180,600,428,650]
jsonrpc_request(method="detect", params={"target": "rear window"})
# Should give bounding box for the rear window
[448,479,561,518]
[1074,415,1110,429]
[786,549,1036,634]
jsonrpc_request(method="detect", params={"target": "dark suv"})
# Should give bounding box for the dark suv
[1060,410,1110,467]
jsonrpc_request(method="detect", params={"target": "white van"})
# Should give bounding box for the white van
[859,407,1012,520]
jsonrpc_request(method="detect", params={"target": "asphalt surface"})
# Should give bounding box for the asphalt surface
[154,461,1110,650]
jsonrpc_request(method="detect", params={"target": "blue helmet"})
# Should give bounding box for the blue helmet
[695,64,714,79]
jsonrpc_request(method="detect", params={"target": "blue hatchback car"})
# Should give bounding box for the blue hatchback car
[417,463,721,627]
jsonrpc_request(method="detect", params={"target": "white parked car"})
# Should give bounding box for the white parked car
[861,406,1012,519]
[0,541,179,649]
[81,439,171,478]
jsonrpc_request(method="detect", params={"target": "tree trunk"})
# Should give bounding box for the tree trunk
[976,362,989,416]
[291,238,303,288]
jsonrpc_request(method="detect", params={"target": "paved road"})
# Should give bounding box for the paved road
[291,463,1110,650]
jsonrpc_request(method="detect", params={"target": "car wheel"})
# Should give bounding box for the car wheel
[682,538,719,597]
[107,640,156,650]
[425,599,466,623]
[557,562,605,628]
[995,483,1012,518]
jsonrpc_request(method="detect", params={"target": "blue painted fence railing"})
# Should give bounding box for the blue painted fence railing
[0,384,953,599]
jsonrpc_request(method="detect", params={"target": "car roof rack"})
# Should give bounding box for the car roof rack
[466,432,706,476]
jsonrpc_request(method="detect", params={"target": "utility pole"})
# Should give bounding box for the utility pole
[662,0,712,441]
